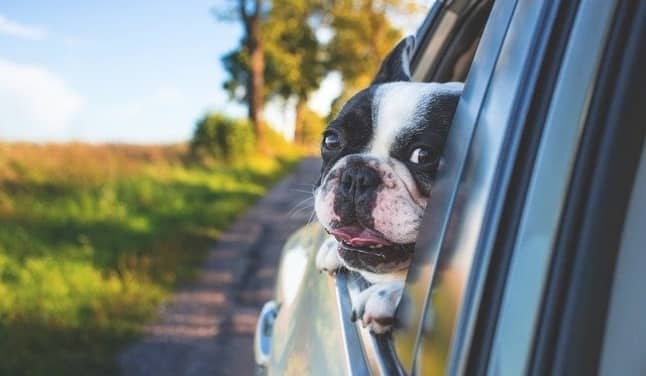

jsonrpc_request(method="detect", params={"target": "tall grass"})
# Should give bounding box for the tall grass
[0,143,300,374]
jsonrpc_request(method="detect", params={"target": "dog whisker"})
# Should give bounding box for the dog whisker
[305,208,317,227]
[289,188,316,194]
[287,197,315,216]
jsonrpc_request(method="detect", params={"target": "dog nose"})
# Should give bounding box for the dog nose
[340,165,381,199]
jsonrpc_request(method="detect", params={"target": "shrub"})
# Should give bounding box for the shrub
[190,113,255,162]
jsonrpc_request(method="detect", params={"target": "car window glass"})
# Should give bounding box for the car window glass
[389,0,497,372]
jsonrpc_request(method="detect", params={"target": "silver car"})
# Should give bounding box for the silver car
[255,0,646,374]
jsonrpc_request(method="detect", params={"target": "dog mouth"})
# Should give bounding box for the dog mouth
[329,226,393,249]
[328,225,414,273]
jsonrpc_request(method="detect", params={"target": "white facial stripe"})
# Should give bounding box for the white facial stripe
[368,82,437,157]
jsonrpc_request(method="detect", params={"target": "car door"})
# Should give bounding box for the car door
[388,0,645,375]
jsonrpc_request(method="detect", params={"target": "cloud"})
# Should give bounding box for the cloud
[0,14,47,40]
[0,57,84,141]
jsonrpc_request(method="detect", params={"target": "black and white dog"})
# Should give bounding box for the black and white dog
[314,36,462,334]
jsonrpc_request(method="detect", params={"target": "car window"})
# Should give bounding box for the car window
[412,0,493,83]
[336,1,494,373]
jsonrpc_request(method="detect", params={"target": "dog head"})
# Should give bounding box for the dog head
[314,36,462,275]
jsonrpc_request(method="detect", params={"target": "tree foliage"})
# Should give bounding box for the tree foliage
[326,0,404,89]
[219,0,421,145]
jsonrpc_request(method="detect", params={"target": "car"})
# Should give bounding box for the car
[254,0,646,374]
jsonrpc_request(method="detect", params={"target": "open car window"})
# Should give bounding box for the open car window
[336,0,494,373]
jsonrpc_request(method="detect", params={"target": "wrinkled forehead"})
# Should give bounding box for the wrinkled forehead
[368,82,443,157]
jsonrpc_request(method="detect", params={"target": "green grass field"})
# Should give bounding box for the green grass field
[0,143,299,375]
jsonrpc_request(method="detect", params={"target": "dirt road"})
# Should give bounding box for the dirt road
[119,158,321,376]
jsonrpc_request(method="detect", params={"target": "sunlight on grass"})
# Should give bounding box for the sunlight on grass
[0,143,301,374]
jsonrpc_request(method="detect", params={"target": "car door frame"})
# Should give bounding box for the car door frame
[528,1,646,374]
[391,0,578,373]
[457,0,646,375]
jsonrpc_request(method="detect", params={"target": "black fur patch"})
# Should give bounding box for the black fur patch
[318,87,377,186]
[389,91,461,195]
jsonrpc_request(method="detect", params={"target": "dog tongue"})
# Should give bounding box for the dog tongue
[330,226,392,247]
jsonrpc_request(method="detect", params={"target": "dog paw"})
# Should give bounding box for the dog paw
[316,236,343,276]
[351,281,404,334]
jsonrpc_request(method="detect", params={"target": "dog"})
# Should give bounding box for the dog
[314,35,463,334]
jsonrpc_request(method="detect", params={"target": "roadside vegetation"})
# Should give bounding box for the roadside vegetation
[0,1,423,373]
[0,129,300,374]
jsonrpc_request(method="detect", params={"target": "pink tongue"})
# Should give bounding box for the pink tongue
[330,226,392,247]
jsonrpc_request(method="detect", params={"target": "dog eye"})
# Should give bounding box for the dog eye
[409,147,434,165]
[323,132,342,150]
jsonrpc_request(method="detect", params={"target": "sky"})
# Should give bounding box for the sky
[0,1,423,144]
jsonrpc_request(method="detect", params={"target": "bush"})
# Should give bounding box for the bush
[190,113,255,162]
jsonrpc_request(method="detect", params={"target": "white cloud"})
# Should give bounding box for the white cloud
[0,14,47,40]
[0,57,84,141]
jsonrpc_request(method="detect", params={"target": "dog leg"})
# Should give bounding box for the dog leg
[316,236,344,275]
[351,280,404,334]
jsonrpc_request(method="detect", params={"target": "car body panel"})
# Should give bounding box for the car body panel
[266,223,400,376]
[266,224,355,376]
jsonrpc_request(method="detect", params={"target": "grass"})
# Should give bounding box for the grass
[0,142,300,375]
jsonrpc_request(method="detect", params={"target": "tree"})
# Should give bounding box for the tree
[263,0,326,144]
[218,0,268,150]
[222,0,327,146]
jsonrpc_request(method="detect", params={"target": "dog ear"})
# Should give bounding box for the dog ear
[372,36,416,85]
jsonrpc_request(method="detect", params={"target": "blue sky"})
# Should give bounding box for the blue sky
[0,1,425,143]
[0,0,251,143]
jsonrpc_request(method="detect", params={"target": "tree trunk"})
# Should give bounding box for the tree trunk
[245,15,266,151]
[294,97,306,145]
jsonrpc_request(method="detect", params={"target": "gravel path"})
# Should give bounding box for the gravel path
[119,158,321,376]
